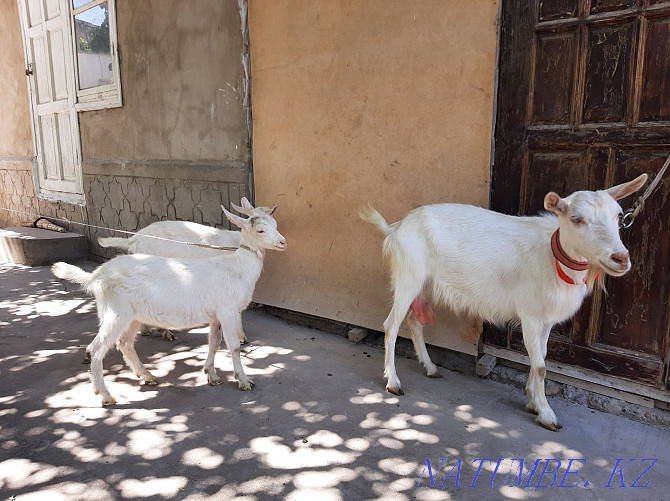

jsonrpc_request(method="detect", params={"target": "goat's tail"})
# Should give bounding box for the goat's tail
[52,262,92,287]
[359,205,394,236]
[97,236,130,250]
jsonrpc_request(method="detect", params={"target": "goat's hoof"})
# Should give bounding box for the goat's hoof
[208,378,222,386]
[426,369,443,378]
[145,378,159,386]
[239,336,249,345]
[161,330,175,342]
[386,386,404,396]
[239,380,255,391]
[101,397,116,406]
[83,352,91,365]
[538,419,562,432]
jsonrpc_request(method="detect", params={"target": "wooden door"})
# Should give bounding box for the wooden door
[489,0,670,390]
[18,0,84,201]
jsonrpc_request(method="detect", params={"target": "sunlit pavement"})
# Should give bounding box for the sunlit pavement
[1,262,669,501]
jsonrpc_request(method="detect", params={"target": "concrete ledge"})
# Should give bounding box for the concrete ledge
[0,227,88,266]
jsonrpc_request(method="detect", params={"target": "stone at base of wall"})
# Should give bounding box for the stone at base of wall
[489,364,670,429]
[0,227,87,266]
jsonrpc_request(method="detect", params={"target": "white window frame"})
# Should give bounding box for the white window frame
[69,0,122,111]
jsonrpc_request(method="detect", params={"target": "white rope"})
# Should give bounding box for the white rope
[0,207,238,252]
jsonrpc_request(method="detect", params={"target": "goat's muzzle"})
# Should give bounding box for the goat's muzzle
[601,250,630,276]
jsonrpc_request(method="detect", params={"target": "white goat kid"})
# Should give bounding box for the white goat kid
[361,174,647,431]
[97,197,275,344]
[52,206,286,405]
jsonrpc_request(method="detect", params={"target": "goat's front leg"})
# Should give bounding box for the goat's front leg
[203,321,223,385]
[217,311,254,391]
[521,320,561,431]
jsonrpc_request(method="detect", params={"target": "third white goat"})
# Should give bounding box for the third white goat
[53,203,286,405]
[361,174,647,431]
[97,198,276,258]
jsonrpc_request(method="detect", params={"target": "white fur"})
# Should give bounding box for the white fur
[97,198,276,343]
[361,174,647,431]
[53,204,286,406]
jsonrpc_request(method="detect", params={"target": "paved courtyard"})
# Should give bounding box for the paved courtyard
[1,262,668,500]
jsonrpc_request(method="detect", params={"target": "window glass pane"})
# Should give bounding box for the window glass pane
[73,0,95,9]
[74,3,112,89]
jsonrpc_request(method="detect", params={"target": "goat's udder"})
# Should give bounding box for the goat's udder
[411,297,435,325]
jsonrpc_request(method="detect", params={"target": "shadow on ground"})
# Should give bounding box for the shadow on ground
[0,263,668,500]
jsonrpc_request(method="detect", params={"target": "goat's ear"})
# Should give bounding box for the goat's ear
[544,192,568,214]
[222,206,250,230]
[605,173,648,201]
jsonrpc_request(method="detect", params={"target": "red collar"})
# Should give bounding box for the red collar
[551,229,588,285]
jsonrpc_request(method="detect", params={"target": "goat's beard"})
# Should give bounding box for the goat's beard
[586,265,606,292]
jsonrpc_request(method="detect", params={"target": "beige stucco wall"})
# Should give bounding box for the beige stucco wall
[250,1,499,353]
[0,0,32,159]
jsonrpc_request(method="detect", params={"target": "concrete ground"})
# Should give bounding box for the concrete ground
[1,262,669,501]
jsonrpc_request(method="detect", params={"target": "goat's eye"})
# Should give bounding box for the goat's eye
[570,216,585,225]
[257,229,265,234]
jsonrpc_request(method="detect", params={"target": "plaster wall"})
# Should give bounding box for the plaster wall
[79,0,248,163]
[0,0,33,158]
[249,1,499,353]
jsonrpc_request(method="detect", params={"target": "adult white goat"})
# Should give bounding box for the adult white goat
[97,197,275,344]
[360,174,647,431]
[52,205,286,405]
[97,198,276,258]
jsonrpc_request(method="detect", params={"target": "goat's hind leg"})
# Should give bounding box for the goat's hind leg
[406,311,442,378]
[88,312,131,405]
[383,281,424,396]
[522,320,561,431]
[203,321,223,385]
[117,320,158,386]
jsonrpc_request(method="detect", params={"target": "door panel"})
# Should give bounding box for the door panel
[490,0,670,391]
[49,28,69,100]
[531,31,579,125]
[583,21,636,124]
[640,17,670,121]
[27,0,43,26]
[32,35,51,104]
[539,0,579,21]
[589,0,637,15]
